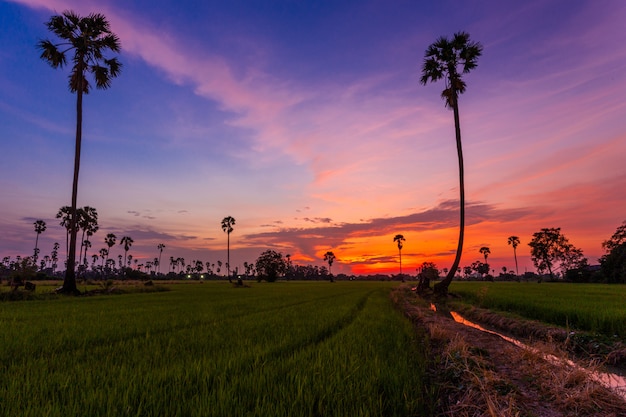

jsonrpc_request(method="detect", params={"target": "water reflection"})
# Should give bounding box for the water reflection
[450,311,626,401]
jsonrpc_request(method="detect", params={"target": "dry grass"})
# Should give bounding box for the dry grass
[391,285,626,417]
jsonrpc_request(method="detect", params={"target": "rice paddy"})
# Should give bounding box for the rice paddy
[449,281,626,338]
[0,281,432,417]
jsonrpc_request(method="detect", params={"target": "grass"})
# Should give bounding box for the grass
[449,281,626,338]
[0,281,432,417]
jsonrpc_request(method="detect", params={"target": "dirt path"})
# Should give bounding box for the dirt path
[392,287,626,417]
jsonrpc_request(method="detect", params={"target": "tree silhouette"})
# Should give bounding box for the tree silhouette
[157,243,165,274]
[323,251,336,282]
[221,216,235,281]
[39,11,121,293]
[393,234,406,282]
[33,220,47,265]
[507,236,520,275]
[479,246,490,265]
[104,233,116,272]
[600,220,626,283]
[56,206,72,259]
[528,228,585,281]
[420,32,482,296]
[77,206,98,270]
[120,236,133,272]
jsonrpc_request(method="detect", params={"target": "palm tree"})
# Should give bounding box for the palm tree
[323,251,336,282]
[393,234,406,282]
[221,216,236,281]
[39,11,121,293]
[77,206,98,269]
[420,32,482,296]
[120,236,133,271]
[104,233,116,270]
[157,243,165,274]
[33,220,47,265]
[479,246,491,265]
[56,206,72,259]
[508,235,521,275]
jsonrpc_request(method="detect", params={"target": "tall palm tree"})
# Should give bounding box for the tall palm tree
[120,236,133,271]
[508,235,521,275]
[39,11,121,293]
[323,251,336,283]
[157,243,165,274]
[420,31,482,296]
[221,216,236,281]
[479,246,491,265]
[33,220,47,265]
[393,234,406,282]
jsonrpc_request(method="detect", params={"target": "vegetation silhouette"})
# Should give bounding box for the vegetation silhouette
[38,11,121,294]
[420,31,482,296]
[323,251,336,282]
[508,235,521,275]
[33,220,46,264]
[221,216,235,281]
[528,227,586,281]
[393,234,406,282]
[600,220,626,283]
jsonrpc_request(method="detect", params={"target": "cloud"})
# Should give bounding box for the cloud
[242,200,534,259]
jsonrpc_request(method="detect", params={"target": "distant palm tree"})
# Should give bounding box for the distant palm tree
[104,233,116,270]
[56,206,72,258]
[78,206,98,269]
[393,234,406,282]
[157,243,165,274]
[479,246,491,265]
[39,11,121,293]
[33,220,47,265]
[99,248,108,268]
[323,251,336,282]
[221,216,236,281]
[420,31,482,296]
[120,236,133,270]
[508,236,521,275]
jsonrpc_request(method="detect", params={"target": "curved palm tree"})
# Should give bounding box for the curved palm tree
[393,234,406,282]
[33,220,47,265]
[39,11,121,293]
[508,235,521,275]
[323,251,336,283]
[221,216,236,281]
[420,32,482,296]
[479,246,491,265]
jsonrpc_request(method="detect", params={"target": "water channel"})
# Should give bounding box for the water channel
[437,305,626,401]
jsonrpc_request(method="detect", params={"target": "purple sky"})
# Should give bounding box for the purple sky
[1,0,625,276]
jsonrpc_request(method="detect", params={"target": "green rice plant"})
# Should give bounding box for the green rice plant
[0,281,432,416]
[449,282,626,338]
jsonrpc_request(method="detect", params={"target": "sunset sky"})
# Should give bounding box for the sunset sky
[1,0,625,276]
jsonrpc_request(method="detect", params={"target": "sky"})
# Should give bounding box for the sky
[1,0,625,277]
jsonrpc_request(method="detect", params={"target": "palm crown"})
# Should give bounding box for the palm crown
[420,31,482,108]
[38,11,122,93]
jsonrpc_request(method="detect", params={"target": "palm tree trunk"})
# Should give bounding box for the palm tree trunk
[514,248,519,275]
[435,98,465,296]
[63,78,83,294]
[227,233,231,283]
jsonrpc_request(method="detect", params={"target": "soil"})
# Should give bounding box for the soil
[392,286,626,417]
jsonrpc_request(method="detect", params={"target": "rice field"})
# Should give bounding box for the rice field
[0,281,432,417]
[449,281,626,338]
